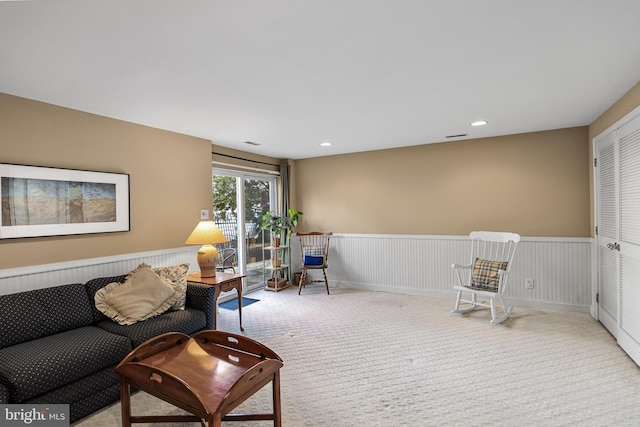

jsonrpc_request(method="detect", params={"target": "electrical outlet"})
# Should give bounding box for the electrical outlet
[200,209,209,220]
[525,278,534,289]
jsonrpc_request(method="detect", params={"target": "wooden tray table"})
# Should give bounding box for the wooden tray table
[116,330,283,427]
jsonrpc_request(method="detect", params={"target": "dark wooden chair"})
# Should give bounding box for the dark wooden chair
[297,232,332,295]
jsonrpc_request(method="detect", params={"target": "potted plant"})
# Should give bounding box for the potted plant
[256,209,304,286]
[258,211,287,247]
[258,209,303,245]
[286,208,303,237]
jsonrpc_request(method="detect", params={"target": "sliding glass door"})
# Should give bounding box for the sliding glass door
[213,170,276,292]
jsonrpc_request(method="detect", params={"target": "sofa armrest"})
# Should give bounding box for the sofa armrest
[185,283,216,329]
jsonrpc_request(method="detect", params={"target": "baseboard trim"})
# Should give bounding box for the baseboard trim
[331,281,591,313]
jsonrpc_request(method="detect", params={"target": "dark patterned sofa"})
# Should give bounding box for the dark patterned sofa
[0,274,218,422]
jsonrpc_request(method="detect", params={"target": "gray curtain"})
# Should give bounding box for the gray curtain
[279,160,291,280]
[279,160,290,216]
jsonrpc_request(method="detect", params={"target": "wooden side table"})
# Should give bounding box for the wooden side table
[187,272,246,331]
[116,330,283,427]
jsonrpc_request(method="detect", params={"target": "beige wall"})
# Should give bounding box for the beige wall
[589,81,640,140]
[0,93,213,269]
[7,76,633,271]
[588,80,640,236]
[293,127,590,237]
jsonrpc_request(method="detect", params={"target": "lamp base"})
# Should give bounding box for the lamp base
[196,244,219,278]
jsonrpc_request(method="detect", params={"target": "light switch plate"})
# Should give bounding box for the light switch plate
[200,209,209,220]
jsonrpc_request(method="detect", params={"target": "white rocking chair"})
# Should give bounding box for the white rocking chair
[452,231,520,325]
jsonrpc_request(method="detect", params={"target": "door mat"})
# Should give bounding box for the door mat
[219,297,260,310]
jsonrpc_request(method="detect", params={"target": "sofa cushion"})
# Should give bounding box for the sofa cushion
[85,275,128,323]
[94,264,179,325]
[0,326,131,402]
[0,283,95,349]
[96,307,207,347]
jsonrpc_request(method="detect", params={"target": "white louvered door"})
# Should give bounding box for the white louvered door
[596,132,618,336]
[595,112,640,366]
[616,115,640,364]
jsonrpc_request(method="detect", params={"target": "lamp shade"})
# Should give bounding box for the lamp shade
[185,221,228,245]
[185,221,229,278]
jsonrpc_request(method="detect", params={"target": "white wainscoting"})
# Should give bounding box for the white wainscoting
[2,235,593,313]
[0,247,200,296]
[291,234,593,313]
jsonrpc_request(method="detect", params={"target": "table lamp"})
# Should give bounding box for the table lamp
[185,220,229,277]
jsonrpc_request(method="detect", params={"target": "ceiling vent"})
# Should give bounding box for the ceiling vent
[445,133,468,139]
[244,141,261,146]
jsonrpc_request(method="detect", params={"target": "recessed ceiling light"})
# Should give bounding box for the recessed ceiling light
[320,142,332,147]
[471,120,488,126]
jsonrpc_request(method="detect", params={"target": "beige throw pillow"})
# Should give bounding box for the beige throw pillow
[95,264,180,325]
[152,263,189,310]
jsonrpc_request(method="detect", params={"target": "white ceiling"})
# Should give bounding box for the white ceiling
[1,1,640,159]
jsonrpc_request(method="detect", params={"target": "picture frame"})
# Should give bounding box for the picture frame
[0,163,130,239]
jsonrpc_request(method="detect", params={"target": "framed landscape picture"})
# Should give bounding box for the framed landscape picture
[0,163,130,239]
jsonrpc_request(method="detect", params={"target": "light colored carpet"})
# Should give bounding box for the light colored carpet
[73,286,640,426]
